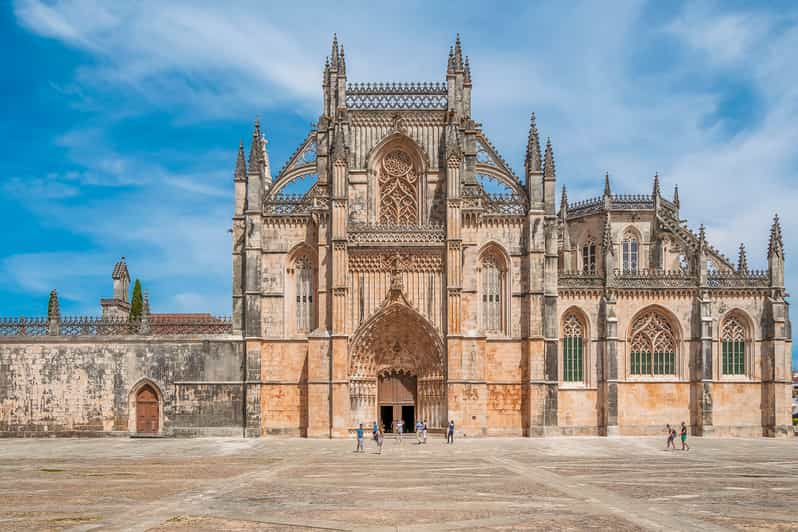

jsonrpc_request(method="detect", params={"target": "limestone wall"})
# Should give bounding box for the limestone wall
[0,337,247,437]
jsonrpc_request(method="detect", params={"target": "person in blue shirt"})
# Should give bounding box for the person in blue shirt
[447,420,455,444]
[415,420,424,444]
[355,423,364,453]
[372,420,378,441]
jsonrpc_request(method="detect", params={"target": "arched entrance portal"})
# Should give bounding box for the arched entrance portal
[349,293,446,430]
[135,385,160,433]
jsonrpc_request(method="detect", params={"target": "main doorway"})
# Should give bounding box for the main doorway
[135,385,159,434]
[378,372,416,433]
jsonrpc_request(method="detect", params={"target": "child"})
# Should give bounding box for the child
[665,424,675,450]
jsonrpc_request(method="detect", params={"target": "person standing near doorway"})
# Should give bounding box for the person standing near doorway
[372,420,378,442]
[355,423,365,453]
[416,419,424,444]
[376,426,384,454]
[680,421,690,451]
[396,418,404,443]
[422,420,428,444]
[447,420,455,444]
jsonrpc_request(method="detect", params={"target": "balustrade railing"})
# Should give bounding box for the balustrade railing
[0,315,233,337]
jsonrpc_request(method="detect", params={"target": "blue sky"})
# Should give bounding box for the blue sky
[1,1,796,364]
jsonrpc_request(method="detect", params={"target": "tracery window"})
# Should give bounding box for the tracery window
[630,311,676,376]
[622,232,639,273]
[295,256,314,332]
[582,240,596,274]
[721,316,746,376]
[481,254,505,333]
[562,314,584,382]
[379,150,418,224]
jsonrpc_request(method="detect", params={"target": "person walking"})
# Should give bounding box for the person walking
[447,420,455,444]
[372,420,379,442]
[355,423,365,453]
[396,418,404,443]
[422,420,428,444]
[376,426,384,454]
[665,424,675,450]
[680,422,690,451]
[416,419,424,444]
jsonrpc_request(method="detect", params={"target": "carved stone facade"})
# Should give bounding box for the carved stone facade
[0,36,791,438]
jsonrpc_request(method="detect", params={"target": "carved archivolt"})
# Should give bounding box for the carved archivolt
[350,302,444,380]
[721,315,746,341]
[379,150,418,224]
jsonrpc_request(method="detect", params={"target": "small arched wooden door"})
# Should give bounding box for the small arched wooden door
[135,385,159,433]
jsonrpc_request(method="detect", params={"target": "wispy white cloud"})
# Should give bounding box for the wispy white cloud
[7,0,798,319]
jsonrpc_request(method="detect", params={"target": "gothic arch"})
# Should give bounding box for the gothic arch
[719,308,754,377]
[286,243,317,334]
[366,132,429,225]
[349,300,445,380]
[127,378,164,434]
[626,306,683,376]
[560,306,589,384]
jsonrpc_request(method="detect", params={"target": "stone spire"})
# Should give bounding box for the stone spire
[673,185,680,209]
[248,118,263,174]
[653,172,661,198]
[525,113,542,175]
[47,289,60,321]
[339,45,346,76]
[737,243,748,273]
[464,57,472,85]
[447,46,455,75]
[234,140,247,182]
[454,33,464,69]
[603,172,611,197]
[560,184,568,218]
[543,137,555,179]
[768,214,784,258]
[330,33,339,69]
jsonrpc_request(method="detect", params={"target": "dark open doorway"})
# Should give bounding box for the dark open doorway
[380,405,394,433]
[402,405,415,432]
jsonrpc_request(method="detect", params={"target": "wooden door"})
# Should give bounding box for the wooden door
[136,385,159,433]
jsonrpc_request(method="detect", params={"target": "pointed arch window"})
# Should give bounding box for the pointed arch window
[379,149,418,225]
[295,256,314,332]
[630,311,676,376]
[481,252,506,334]
[721,316,746,376]
[622,232,639,273]
[582,239,596,274]
[562,314,584,382]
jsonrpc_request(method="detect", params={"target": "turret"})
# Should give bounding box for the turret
[673,184,680,211]
[525,113,543,207]
[112,257,130,302]
[559,184,568,221]
[543,137,556,216]
[323,34,347,120]
[768,214,784,289]
[652,172,661,212]
[246,119,265,211]
[234,140,247,216]
[603,172,612,210]
[446,35,468,119]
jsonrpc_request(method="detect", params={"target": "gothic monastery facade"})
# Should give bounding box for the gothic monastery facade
[0,37,792,438]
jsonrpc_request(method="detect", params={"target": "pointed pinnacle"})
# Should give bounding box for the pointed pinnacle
[339,45,346,75]
[248,118,263,170]
[653,172,661,197]
[673,184,680,208]
[525,112,541,174]
[698,224,706,245]
[560,185,568,212]
[447,46,455,73]
[234,140,247,181]
[543,137,555,179]
[464,56,471,84]
[454,33,463,68]
[603,172,611,197]
[737,243,748,273]
[331,33,339,68]
[768,213,784,258]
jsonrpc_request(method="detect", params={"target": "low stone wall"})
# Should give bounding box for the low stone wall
[0,336,251,437]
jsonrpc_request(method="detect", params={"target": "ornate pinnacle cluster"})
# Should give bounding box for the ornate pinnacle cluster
[47,289,60,320]
[454,34,463,69]
[448,34,465,74]
[525,113,541,174]
[673,185,680,209]
[737,243,748,273]
[339,45,346,76]
[768,214,784,258]
[603,172,611,197]
[653,172,661,198]
[464,57,472,85]
[248,119,263,174]
[234,140,247,182]
[543,137,555,179]
[698,224,706,250]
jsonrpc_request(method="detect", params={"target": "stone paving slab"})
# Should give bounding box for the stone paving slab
[0,436,795,531]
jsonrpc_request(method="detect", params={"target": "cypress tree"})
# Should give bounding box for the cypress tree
[129,279,143,321]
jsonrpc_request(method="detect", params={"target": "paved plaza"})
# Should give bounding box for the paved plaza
[0,435,796,531]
